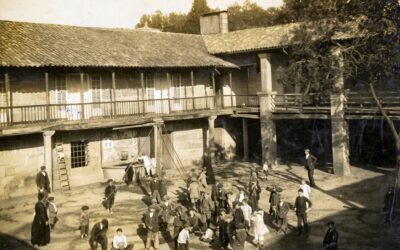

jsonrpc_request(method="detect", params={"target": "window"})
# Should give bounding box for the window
[90,75,102,107]
[71,141,89,168]
[170,73,181,104]
[55,75,66,104]
[0,74,6,107]
[145,73,154,100]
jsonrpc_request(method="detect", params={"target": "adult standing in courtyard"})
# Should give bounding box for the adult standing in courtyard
[294,189,312,235]
[150,175,162,204]
[36,166,51,193]
[123,163,134,186]
[304,149,317,187]
[31,192,50,247]
[89,219,109,250]
[323,221,338,250]
[145,205,160,250]
[104,179,117,214]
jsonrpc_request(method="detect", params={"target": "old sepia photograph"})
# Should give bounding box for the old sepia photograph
[0,0,399,249]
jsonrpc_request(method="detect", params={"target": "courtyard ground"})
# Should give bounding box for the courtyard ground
[0,161,399,250]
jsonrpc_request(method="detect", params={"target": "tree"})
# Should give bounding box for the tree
[276,0,400,214]
[184,0,211,34]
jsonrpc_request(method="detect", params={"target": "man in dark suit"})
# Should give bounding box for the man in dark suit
[304,149,317,187]
[89,219,109,250]
[323,221,338,250]
[36,166,51,193]
[294,189,312,235]
[145,206,159,250]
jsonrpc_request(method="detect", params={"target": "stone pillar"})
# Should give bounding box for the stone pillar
[153,119,164,176]
[208,116,217,149]
[258,53,277,168]
[330,47,351,176]
[331,94,351,175]
[242,118,249,161]
[43,130,55,190]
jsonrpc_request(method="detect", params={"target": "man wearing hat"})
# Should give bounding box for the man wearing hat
[36,166,51,193]
[144,206,159,250]
[323,221,338,250]
[304,149,317,187]
[104,179,117,214]
[160,195,174,233]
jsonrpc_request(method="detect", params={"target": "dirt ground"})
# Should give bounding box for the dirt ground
[0,161,399,250]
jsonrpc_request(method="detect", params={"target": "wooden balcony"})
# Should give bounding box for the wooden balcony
[0,94,260,128]
[272,92,400,119]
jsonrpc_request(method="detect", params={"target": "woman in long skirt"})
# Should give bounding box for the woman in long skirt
[31,193,50,247]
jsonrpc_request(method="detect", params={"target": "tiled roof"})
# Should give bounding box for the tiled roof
[0,20,237,68]
[203,21,360,54]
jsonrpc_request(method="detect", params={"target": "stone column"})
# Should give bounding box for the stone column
[208,116,217,149]
[330,48,351,176]
[43,130,55,190]
[258,53,277,168]
[153,119,164,176]
[331,95,351,175]
[242,118,249,161]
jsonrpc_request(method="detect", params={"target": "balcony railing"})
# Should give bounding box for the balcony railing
[272,93,331,113]
[0,95,260,127]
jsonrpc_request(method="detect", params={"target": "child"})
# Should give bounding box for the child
[79,205,90,238]
[48,197,58,229]
[177,223,190,250]
[251,210,269,248]
[300,179,311,199]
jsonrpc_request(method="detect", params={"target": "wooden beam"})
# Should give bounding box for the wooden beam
[230,114,260,119]
[4,72,11,125]
[80,72,85,120]
[167,73,172,113]
[111,71,116,117]
[191,70,195,110]
[113,122,156,130]
[45,72,50,122]
[271,113,331,120]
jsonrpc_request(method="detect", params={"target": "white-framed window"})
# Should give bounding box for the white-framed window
[71,141,89,168]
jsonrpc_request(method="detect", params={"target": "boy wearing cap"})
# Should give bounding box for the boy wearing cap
[323,221,338,250]
[79,205,90,238]
[160,195,174,232]
[294,189,312,235]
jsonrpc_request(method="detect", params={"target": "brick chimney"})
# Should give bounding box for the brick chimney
[200,10,228,35]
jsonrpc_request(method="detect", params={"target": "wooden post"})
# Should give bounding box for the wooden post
[191,70,195,110]
[205,82,208,109]
[212,71,216,109]
[111,72,116,117]
[4,72,11,125]
[242,118,249,160]
[246,67,250,105]
[167,73,172,113]
[45,72,50,122]
[229,71,233,107]
[141,72,145,114]
[80,72,85,120]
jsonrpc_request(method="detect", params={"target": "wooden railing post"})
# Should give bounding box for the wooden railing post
[212,70,216,110]
[167,73,172,113]
[111,71,116,117]
[191,70,195,110]
[80,72,85,120]
[4,72,11,125]
[45,72,50,122]
[140,72,145,114]
[229,71,233,107]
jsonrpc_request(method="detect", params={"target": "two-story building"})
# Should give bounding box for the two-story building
[1,11,398,200]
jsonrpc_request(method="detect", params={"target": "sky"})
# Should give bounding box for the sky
[0,0,283,29]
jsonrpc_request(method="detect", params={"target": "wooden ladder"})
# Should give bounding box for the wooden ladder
[56,143,71,192]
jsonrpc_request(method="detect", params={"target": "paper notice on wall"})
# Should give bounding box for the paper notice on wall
[103,139,113,149]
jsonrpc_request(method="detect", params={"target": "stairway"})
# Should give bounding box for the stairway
[55,143,71,192]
